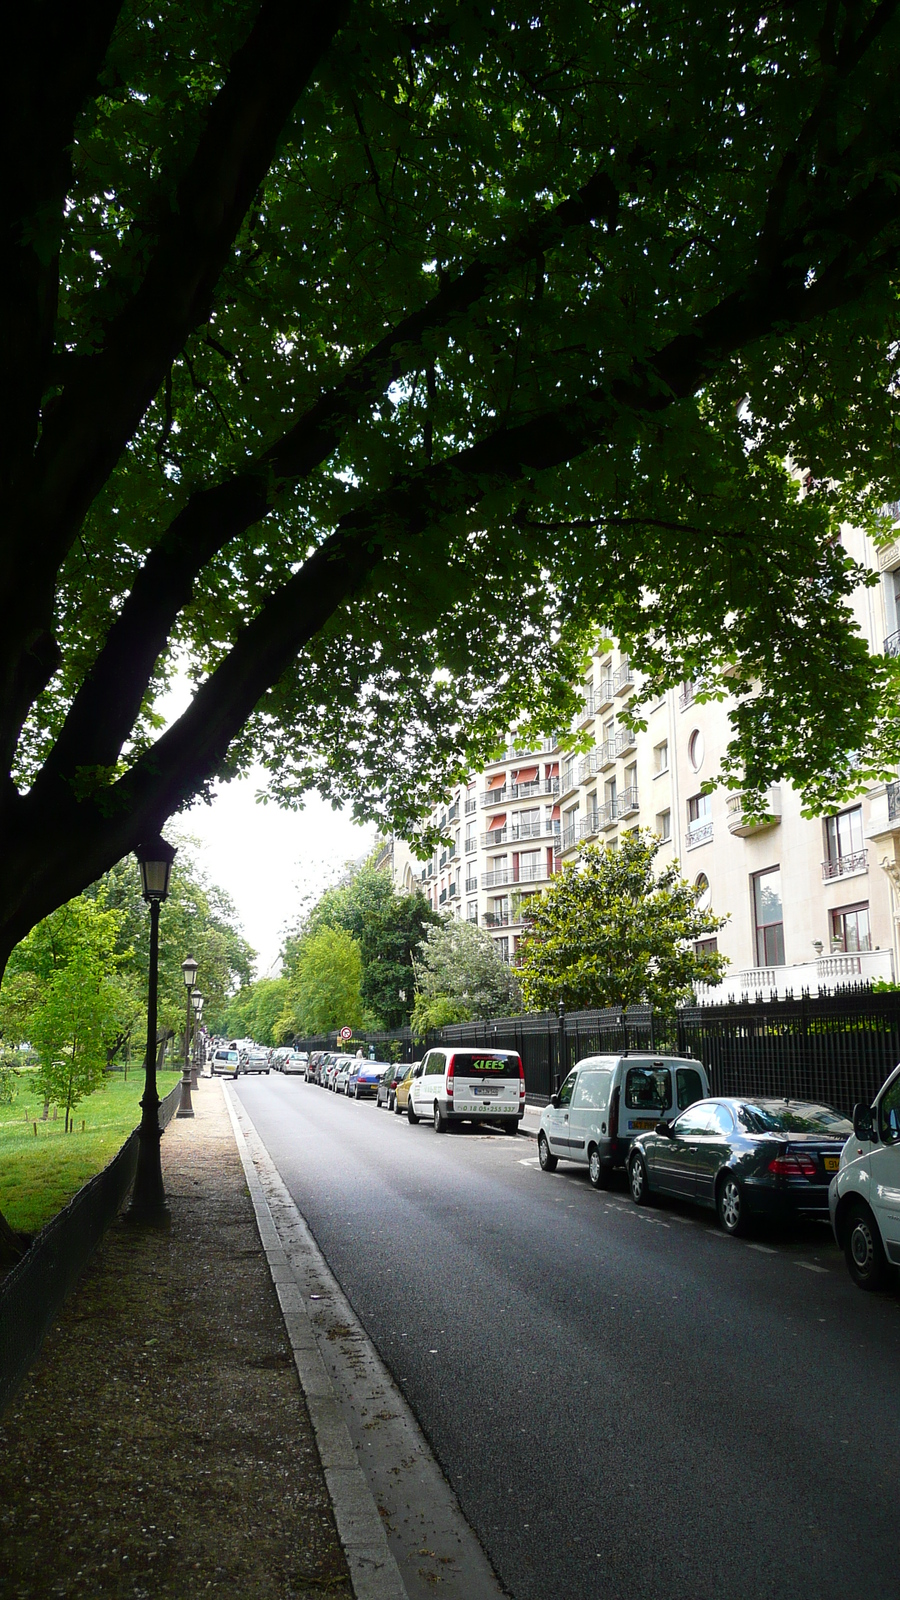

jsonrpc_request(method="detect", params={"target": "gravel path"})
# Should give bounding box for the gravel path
[0,1079,353,1600]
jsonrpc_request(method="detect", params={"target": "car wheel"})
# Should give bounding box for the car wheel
[845,1201,889,1290]
[629,1153,650,1205]
[588,1147,611,1189]
[394,1096,403,1116]
[538,1132,557,1172]
[717,1172,746,1236]
[433,1101,447,1133]
[407,1100,419,1124]
[389,1092,396,1111]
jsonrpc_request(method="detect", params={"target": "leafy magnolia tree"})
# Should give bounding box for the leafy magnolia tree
[283,856,439,1027]
[280,927,364,1036]
[516,836,727,1012]
[4,2,900,983]
[411,917,522,1036]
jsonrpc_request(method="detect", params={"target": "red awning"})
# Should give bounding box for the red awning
[547,762,559,776]
[514,767,538,783]
[487,774,505,789]
[488,813,507,829]
[551,805,560,819]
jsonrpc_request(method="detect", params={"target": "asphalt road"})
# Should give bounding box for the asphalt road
[235,1073,900,1600]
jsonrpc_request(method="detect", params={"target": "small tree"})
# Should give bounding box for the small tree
[279,928,364,1036]
[412,919,522,1035]
[517,835,727,1013]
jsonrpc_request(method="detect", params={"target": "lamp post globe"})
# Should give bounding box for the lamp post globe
[128,837,177,1223]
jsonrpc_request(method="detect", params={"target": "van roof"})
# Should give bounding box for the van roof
[573,1054,700,1068]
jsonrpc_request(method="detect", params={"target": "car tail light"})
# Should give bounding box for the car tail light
[518,1058,526,1098]
[768,1151,818,1178]
[608,1085,620,1155]
[447,1059,454,1097]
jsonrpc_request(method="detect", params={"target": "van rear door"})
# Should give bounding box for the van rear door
[450,1051,521,1117]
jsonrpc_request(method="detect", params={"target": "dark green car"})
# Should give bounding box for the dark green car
[628,1097,853,1235]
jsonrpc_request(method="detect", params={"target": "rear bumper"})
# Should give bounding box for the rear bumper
[743,1181,833,1219]
[443,1100,523,1120]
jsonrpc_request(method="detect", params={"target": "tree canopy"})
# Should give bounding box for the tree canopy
[516,836,727,1011]
[411,917,522,1035]
[5,2,900,971]
[281,926,364,1035]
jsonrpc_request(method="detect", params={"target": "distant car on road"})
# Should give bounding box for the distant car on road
[211,1048,241,1079]
[243,1049,271,1075]
[831,1062,900,1289]
[393,1063,419,1115]
[347,1059,391,1100]
[376,1064,406,1110]
[281,1051,309,1077]
[628,1096,853,1235]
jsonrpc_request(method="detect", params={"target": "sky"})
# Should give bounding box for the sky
[158,678,376,978]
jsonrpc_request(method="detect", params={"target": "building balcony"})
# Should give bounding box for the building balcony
[447,842,460,862]
[465,796,477,814]
[447,802,459,822]
[593,675,615,712]
[616,725,637,757]
[511,819,560,844]
[439,888,448,904]
[726,787,782,837]
[510,776,560,800]
[559,825,579,852]
[447,882,460,900]
[465,877,478,894]
[577,690,595,726]
[515,862,550,883]
[483,911,510,928]
[599,802,618,832]
[885,629,900,657]
[685,821,713,850]
[679,681,696,710]
[482,828,507,848]
[480,786,508,807]
[618,784,639,818]
[597,741,616,773]
[483,868,512,888]
[578,749,603,784]
[439,850,448,868]
[613,657,635,695]
[578,814,600,841]
[821,849,867,882]
[696,946,894,1002]
[466,911,478,924]
[465,836,478,853]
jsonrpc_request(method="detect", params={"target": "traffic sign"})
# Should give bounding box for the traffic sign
[339,1027,352,1041]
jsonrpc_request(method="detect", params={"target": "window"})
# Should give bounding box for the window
[694,872,711,911]
[467,901,477,923]
[688,728,705,771]
[654,740,669,774]
[556,1072,577,1108]
[673,1101,716,1135]
[656,809,671,841]
[830,903,871,953]
[676,1067,704,1110]
[605,776,617,811]
[694,937,718,956]
[625,1067,672,1111]
[496,936,509,961]
[711,1104,736,1135]
[824,806,864,866]
[752,867,785,965]
[571,1069,612,1110]
[687,792,711,829]
[879,1074,900,1145]
[424,1052,446,1076]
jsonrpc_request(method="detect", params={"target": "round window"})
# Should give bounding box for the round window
[695,873,711,911]
[688,729,705,771]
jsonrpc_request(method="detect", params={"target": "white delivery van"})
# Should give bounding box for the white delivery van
[538,1054,710,1187]
[830,1061,900,1289]
[407,1046,525,1134]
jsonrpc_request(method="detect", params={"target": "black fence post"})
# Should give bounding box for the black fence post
[556,1001,566,1094]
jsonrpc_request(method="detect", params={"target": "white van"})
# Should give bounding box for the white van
[407,1046,525,1133]
[830,1062,900,1289]
[538,1054,710,1187]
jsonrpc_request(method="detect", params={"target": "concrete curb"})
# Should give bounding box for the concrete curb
[222,1086,408,1600]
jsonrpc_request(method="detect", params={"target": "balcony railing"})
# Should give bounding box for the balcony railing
[483,911,510,928]
[685,821,713,849]
[889,780,900,822]
[511,819,560,843]
[447,842,460,861]
[613,657,635,695]
[465,796,477,814]
[510,777,560,799]
[481,786,508,806]
[439,888,448,904]
[599,801,618,831]
[465,877,478,894]
[439,850,448,868]
[483,868,512,888]
[466,911,478,924]
[618,784,639,817]
[679,681,696,710]
[726,788,782,837]
[885,630,900,657]
[559,825,578,852]
[447,802,459,822]
[465,836,478,853]
[578,814,600,840]
[822,850,867,881]
[448,882,460,899]
[594,675,615,710]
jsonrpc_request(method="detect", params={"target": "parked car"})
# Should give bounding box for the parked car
[281,1051,309,1076]
[538,1054,710,1187]
[269,1048,291,1071]
[325,1055,350,1091]
[627,1095,853,1234]
[211,1047,241,1079]
[334,1057,355,1094]
[407,1046,525,1133]
[831,1063,900,1289]
[393,1063,419,1115]
[243,1048,271,1075]
[347,1059,392,1099]
[376,1063,406,1109]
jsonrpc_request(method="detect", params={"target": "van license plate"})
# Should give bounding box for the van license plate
[823,1156,840,1172]
[475,1086,499,1095]
[630,1118,656,1130]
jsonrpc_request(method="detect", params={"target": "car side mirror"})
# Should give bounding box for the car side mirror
[414,1065,423,1078]
[550,1093,560,1108]
[852,1103,875,1142]
[655,1120,672,1137]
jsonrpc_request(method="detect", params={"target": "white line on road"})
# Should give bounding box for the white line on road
[796,1262,829,1273]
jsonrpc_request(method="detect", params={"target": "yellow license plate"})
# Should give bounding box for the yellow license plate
[823,1156,840,1172]
[631,1119,655,1130]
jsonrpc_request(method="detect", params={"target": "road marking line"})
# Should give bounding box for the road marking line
[796,1262,829,1273]
[518,1158,540,1167]
[744,1242,777,1254]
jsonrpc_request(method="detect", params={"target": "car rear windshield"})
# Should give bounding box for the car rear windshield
[217,1051,239,1063]
[625,1067,672,1111]
[738,1101,853,1137]
[450,1053,521,1077]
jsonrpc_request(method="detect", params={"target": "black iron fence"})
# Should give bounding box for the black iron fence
[296,987,900,1114]
[0,1081,181,1417]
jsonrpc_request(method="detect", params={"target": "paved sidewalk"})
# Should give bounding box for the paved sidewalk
[0,1081,353,1600]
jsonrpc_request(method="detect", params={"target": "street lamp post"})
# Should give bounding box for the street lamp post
[191,990,204,1086]
[180,955,198,1109]
[128,836,177,1224]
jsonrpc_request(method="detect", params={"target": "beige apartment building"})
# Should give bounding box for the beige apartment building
[387,511,900,997]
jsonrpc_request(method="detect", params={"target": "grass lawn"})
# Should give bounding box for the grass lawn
[0,1068,181,1236]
